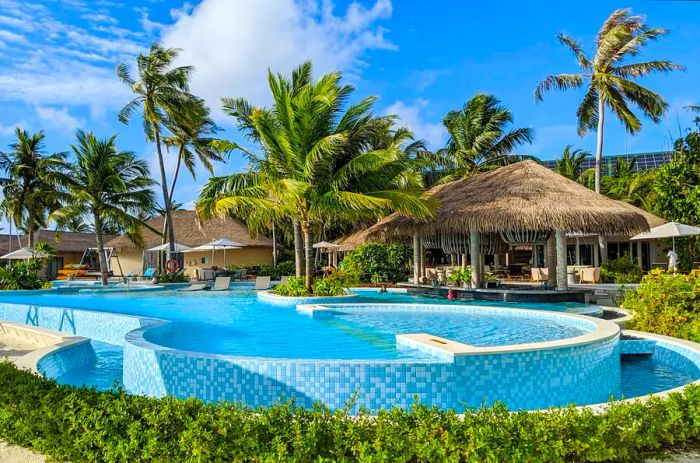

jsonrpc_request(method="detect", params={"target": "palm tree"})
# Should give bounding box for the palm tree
[160,99,224,243]
[198,62,433,289]
[688,105,700,127]
[535,8,684,193]
[116,42,195,259]
[52,130,157,286]
[424,93,534,184]
[56,216,92,233]
[0,129,68,247]
[554,145,591,181]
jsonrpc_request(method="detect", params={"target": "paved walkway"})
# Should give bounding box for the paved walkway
[0,441,44,463]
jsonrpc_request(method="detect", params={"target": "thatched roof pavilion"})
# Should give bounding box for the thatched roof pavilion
[366,161,652,290]
[369,161,650,238]
[334,228,384,252]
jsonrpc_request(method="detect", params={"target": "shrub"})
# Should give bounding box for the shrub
[157,273,189,283]
[229,260,295,280]
[324,270,360,288]
[272,277,310,297]
[2,362,700,462]
[340,243,412,283]
[447,267,472,286]
[0,261,45,290]
[601,255,644,284]
[312,277,346,296]
[625,271,700,342]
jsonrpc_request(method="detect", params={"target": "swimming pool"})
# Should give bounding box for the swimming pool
[1,286,698,412]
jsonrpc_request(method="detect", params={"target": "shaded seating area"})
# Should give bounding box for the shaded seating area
[366,161,651,292]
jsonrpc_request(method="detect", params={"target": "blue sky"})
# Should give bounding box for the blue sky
[0,0,698,214]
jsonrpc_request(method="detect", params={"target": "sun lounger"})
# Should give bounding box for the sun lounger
[255,276,271,290]
[210,276,231,291]
[280,275,291,283]
[178,283,208,292]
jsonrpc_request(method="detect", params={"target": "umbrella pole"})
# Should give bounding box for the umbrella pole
[224,248,227,268]
[673,236,676,254]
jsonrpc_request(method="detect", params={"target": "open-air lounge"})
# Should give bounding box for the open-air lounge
[367,161,656,301]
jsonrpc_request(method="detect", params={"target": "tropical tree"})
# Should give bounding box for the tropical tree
[535,8,683,193]
[160,98,224,242]
[198,62,433,289]
[688,105,700,127]
[116,42,196,258]
[424,93,534,184]
[56,216,92,233]
[52,130,157,286]
[0,129,68,247]
[554,145,591,181]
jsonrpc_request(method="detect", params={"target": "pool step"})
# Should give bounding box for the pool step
[620,338,656,355]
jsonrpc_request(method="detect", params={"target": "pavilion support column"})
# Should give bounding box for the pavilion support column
[469,231,481,287]
[637,241,643,268]
[555,230,568,290]
[598,235,608,263]
[594,240,600,268]
[575,237,580,265]
[412,232,420,284]
[546,233,557,288]
[420,242,426,278]
[532,245,539,268]
[494,253,499,269]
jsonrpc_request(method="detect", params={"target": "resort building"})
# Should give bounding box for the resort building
[0,230,118,280]
[542,151,673,172]
[106,210,275,278]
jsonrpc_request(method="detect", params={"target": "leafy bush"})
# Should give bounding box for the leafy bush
[447,267,472,286]
[625,271,700,342]
[0,261,45,290]
[601,255,644,284]
[3,362,700,462]
[158,273,189,283]
[228,260,295,279]
[312,277,346,296]
[273,276,347,297]
[339,243,412,283]
[272,277,310,297]
[324,270,360,288]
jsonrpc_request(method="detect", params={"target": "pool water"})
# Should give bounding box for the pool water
[0,287,697,409]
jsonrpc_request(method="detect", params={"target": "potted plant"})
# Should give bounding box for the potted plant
[447,268,473,288]
[483,272,500,288]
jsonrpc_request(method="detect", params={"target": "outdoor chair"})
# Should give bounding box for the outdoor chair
[210,276,231,291]
[579,267,600,284]
[178,283,208,292]
[280,275,291,283]
[255,276,271,290]
[230,269,242,280]
[239,269,247,280]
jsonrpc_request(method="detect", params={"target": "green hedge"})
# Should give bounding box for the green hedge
[625,271,700,342]
[1,363,700,462]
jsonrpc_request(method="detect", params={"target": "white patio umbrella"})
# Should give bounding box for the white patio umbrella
[147,242,193,253]
[0,247,49,260]
[184,239,242,267]
[313,241,341,266]
[630,221,700,252]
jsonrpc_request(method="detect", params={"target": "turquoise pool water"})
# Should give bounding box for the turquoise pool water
[0,286,697,409]
[0,288,592,361]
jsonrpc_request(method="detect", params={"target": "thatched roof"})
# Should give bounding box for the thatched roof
[106,210,274,251]
[612,200,665,229]
[368,161,651,238]
[334,228,382,252]
[0,230,118,257]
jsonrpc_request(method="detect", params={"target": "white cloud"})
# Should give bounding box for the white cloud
[160,0,395,119]
[0,120,27,136]
[384,99,445,149]
[35,106,83,133]
[0,0,148,118]
[80,13,118,24]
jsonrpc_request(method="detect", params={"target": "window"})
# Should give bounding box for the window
[201,257,207,264]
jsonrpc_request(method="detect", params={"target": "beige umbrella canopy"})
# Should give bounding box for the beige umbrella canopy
[368,161,651,239]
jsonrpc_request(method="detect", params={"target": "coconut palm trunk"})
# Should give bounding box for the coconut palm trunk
[595,98,608,262]
[302,223,313,290]
[161,146,185,246]
[293,219,303,278]
[93,211,109,286]
[154,128,176,259]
